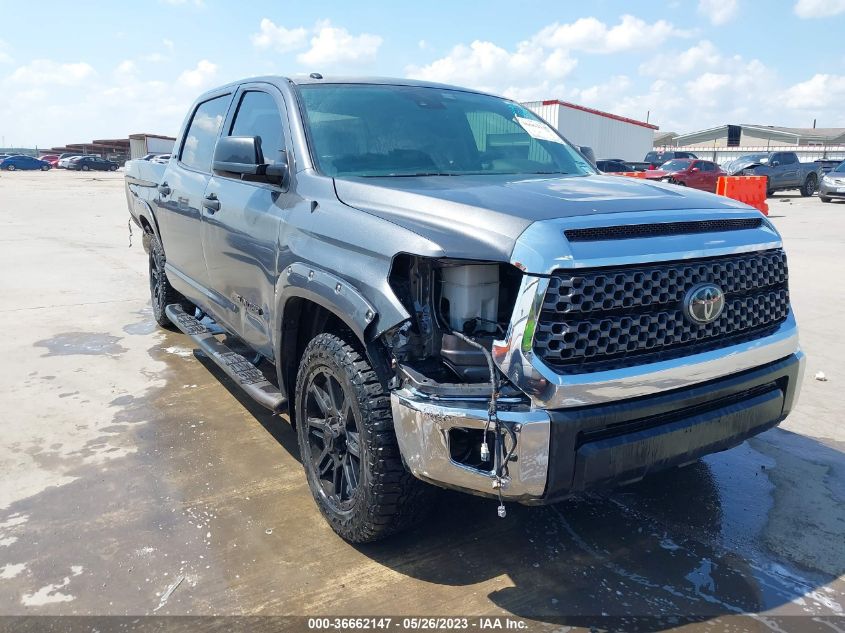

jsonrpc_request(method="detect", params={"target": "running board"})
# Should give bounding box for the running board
[165,304,286,413]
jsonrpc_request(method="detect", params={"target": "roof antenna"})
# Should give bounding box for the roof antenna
[309,72,323,80]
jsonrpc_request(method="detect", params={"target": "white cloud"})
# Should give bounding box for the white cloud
[407,15,687,101]
[784,73,845,109]
[794,0,845,17]
[639,40,724,78]
[177,59,217,89]
[407,39,575,99]
[8,60,96,86]
[251,18,308,53]
[531,15,689,54]
[297,21,382,66]
[698,0,739,25]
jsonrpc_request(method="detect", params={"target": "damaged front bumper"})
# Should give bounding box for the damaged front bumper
[391,352,804,503]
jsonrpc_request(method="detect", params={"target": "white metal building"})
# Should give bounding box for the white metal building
[523,99,658,162]
[129,133,177,159]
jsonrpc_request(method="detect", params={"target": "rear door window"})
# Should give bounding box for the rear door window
[180,94,230,172]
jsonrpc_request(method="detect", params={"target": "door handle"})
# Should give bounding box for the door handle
[157,182,171,196]
[202,194,221,213]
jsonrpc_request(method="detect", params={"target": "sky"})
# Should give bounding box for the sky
[1,0,844,148]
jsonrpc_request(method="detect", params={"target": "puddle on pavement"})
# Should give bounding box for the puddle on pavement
[33,332,127,357]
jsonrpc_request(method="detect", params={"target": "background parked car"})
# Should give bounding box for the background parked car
[67,156,119,172]
[644,150,698,169]
[58,155,84,168]
[819,160,845,203]
[596,159,635,173]
[39,154,60,167]
[0,155,51,171]
[644,158,725,192]
[150,154,171,164]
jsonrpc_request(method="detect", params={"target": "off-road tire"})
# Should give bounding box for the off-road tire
[820,196,831,203]
[801,174,818,197]
[148,232,192,328]
[295,332,434,543]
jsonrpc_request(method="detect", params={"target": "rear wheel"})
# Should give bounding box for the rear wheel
[148,233,192,328]
[801,174,818,197]
[81,165,90,171]
[41,165,50,171]
[295,332,434,543]
[110,165,118,171]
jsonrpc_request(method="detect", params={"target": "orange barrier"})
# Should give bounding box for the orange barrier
[610,171,647,178]
[716,176,768,215]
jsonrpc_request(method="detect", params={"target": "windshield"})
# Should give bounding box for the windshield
[736,153,769,164]
[834,161,845,173]
[660,159,691,171]
[298,84,595,178]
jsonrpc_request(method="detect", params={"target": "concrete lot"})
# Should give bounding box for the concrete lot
[0,169,843,628]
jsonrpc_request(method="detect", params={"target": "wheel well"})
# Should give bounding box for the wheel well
[280,298,352,408]
[140,216,154,234]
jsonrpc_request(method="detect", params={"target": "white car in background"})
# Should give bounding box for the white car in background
[150,154,171,164]
[58,155,84,168]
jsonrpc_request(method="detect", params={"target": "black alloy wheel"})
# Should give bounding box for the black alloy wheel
[302,368,361,512]
[801,174,818,197]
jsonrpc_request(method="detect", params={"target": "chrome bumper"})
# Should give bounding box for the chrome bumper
[390,390,551,501]
[391,353,804,501]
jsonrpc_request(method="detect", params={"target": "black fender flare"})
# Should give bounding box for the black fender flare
[272,263,383,403]
[274,262,378,345]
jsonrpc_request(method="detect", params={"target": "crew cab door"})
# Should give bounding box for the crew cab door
[156,92,233,295]
[201,84,295,357]
[779,152,800,187]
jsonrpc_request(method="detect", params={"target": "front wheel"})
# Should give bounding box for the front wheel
[6,165,14,171]
[41,165,50,171]
[110,165,118,171]
[81,165,90,171]
[295,332,434,543]
[801,174,818,197]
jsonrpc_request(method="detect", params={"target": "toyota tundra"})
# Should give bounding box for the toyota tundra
[124,76,804,542]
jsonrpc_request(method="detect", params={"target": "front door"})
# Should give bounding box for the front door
[156,92,232,296]
[201,85,295,357]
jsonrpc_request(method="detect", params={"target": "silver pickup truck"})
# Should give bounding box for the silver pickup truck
[726,151,822,197]
[125,76,804,543]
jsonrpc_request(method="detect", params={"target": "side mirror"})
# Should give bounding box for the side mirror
[690,167,700,172]
[213,136,288,186]
[771,161,780,167]
[578,145,597,167]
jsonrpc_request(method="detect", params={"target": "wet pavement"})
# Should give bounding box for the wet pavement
[0,170,843,629]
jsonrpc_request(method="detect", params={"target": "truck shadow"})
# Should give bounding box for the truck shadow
[353,429,844,629]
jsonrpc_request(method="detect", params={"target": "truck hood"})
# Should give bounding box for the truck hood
[727,159,766,175]
[333,173,745,261]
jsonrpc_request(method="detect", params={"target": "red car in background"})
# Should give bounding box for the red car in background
[38,154,60,167]
[644,158,726,193]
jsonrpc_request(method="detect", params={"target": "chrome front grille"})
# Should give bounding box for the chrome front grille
[533,249,789,373]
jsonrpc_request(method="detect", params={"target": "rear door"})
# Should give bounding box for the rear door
[201,84,294,356]
[780,152,800,187]
[699,161,718,192]
[156,92,233,296]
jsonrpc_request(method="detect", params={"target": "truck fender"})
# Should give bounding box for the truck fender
[131,197,162,248]
[274,262,379,347]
